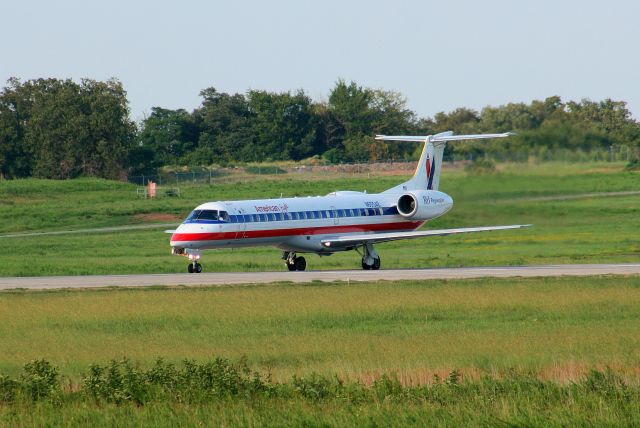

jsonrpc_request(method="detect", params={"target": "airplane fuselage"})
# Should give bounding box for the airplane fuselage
[170,190,453,254]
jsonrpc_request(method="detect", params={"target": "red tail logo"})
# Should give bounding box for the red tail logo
[425,154,431,179]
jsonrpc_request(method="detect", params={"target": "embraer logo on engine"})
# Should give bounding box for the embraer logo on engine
[423,196,445,205]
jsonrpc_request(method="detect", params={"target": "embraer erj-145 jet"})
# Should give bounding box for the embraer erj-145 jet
[169,132,530,273]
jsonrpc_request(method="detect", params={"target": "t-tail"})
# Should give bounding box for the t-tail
[376,131,514,193]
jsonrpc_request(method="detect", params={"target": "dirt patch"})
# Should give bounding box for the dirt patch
[134,213,183,222]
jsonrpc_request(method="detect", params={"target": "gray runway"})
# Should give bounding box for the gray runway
[1,263,639,291]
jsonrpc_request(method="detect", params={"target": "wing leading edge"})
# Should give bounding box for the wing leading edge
[321,224,532,247]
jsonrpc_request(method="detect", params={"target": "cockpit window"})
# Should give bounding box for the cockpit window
[197,210,219,221]
[185,209,229,222]
[186,210,201,221]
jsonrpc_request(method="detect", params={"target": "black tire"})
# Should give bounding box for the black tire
[188,264,194,273]
[295,256,306,271]
[362,260,371,270]
[372,257,381,270]
[195,263,202,273]
[287,262,296,271]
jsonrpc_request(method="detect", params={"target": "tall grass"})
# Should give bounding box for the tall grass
[1,358,639,427]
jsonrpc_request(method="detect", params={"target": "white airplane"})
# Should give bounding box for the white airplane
[169,131,530,273]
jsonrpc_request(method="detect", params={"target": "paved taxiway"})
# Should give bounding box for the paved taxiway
[1,263,639,291]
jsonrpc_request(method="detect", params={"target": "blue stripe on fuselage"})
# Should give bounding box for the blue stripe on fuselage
[184,206,400,224]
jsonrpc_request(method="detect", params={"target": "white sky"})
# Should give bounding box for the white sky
[2,0,638,121]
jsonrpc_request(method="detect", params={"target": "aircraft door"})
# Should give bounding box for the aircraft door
[235,209,247,239]
[331,206,339,225]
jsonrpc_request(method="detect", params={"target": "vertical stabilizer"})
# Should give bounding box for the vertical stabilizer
[376,131,514,194]
[412,131,451,191]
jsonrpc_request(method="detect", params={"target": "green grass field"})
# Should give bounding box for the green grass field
[1,275,639,380]
[0,162,638,275]
[1,275,640,426]
[1,162,640,425]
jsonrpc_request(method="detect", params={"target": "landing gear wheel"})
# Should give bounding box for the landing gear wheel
[372,257,381,270]
[188,262,202,274]
[295,256,306,271]
[362,257,380,270]
[287,262,296,271]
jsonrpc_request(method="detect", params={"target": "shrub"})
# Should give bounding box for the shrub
[20,359,61,402]
[372,374,405,402]
[292,373,343,401]
[0,375,19,403]
[582,368,630,401]
[82,359,149,405]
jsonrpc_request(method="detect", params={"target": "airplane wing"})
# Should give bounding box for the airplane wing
[321,224,531,248]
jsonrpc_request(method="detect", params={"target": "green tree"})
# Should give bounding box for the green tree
[0,77,135,179]
[326,80,417,162]
[246,89,319,161]
[138,107,198,166]
[0,79,31,178]
[194,88,252,164]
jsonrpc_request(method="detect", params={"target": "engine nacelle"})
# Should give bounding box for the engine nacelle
[396,190,452,220]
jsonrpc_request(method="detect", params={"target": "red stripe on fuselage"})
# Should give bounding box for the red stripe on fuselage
[171,220,424,242]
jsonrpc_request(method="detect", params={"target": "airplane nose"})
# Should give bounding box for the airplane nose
[170,223,185,245]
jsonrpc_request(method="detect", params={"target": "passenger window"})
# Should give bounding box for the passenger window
[259,214,267,222]
[378,208,384,216]
[268,213,275,222]
[292,212,299,220]
[339,210,345,217]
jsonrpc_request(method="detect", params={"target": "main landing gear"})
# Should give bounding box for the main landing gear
[358,243,381,270]
[283,252,306,271]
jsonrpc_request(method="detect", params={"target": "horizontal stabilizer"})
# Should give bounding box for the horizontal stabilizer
[321,224,531,247]
[375,132,515,143]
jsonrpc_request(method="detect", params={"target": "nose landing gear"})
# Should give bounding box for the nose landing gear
[173,248,203,274]
[188,262,202,273]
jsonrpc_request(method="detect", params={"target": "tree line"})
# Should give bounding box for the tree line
[1,77,639,179]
